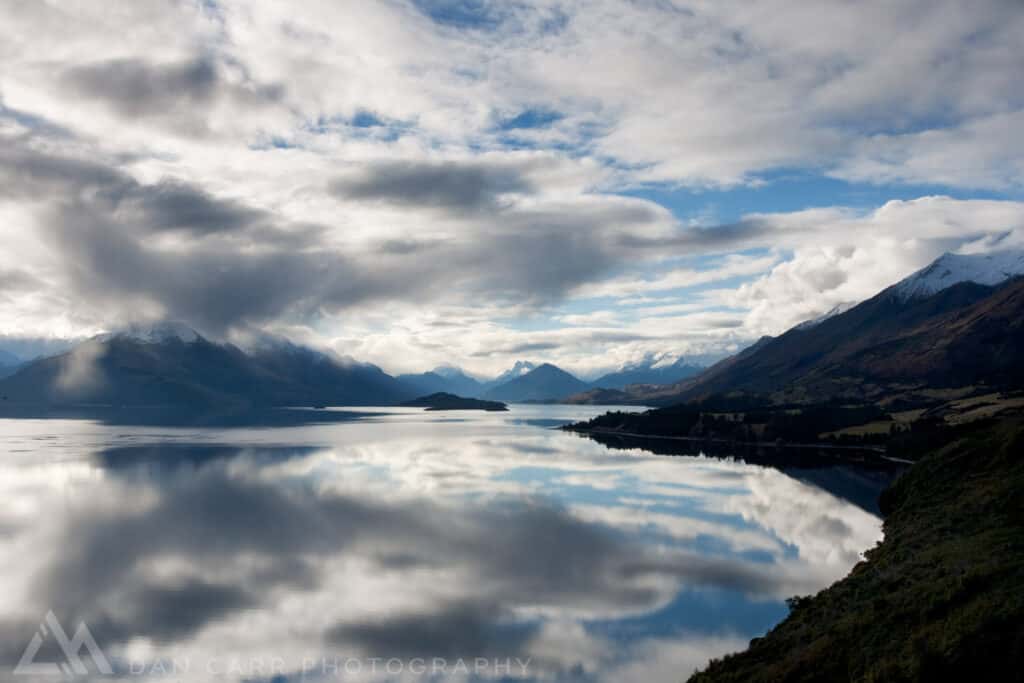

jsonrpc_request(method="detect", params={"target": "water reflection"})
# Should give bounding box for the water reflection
[0,406,893,681]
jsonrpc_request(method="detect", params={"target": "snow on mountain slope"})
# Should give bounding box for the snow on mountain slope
[892,250,1024,301]
[109,321,201,344]
[793,302,858,331]
[491,360,536,385]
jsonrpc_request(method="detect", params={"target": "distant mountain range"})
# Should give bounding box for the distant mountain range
[0,328,704,408]
[589,356,704,389]
[404,356,710,403]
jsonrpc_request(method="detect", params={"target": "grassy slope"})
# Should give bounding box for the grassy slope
[689,417,1024,682]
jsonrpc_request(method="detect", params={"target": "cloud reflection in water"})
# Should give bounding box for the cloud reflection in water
[0,407,887,681]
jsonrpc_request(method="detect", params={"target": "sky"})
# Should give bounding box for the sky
[0,0,1022,378]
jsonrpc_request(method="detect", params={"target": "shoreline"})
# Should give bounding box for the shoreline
[563,425,914,466]
[687,416,1024,682]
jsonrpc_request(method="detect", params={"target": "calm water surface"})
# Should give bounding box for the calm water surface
[0,406,889,682]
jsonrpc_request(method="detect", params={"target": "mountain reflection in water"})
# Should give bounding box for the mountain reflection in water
[0,406,895,681]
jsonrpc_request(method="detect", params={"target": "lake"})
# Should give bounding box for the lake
[0,405,893,681]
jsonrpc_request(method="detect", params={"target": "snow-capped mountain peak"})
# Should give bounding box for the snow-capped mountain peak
[110,321,201,344]
[492,360,536,384]
[794,302,857,331]
[892,250,1024,301]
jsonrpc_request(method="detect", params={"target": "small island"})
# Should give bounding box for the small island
[400,392,509,412]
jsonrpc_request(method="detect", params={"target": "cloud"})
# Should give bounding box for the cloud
[330,159,533,213]
[0,0,1022,372]
[0,135,679,336]
[58,56,285,138]
[61,57,221,117]
[833,110,1024,190]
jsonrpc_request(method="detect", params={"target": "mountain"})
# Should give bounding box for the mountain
[0,349,22,378]
[590,356,704,390]
[0,323,415,409]
[244,336,414,406]
[892,249,1024,300]
[482,360,537,391]
[110,320,200,344]
[482,362,589,402]
[397,366,484,397]
[662,275,1024,405]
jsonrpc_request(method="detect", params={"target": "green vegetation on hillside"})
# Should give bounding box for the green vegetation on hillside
[688,416,1024,682]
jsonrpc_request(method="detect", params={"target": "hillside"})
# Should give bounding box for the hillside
[688,415,1024,682]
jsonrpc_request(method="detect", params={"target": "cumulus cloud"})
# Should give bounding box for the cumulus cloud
[0,0,1021,372]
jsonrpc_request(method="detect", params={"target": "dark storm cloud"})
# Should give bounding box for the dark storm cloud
[59,56,284,133]
[0,145,125,198]
[330,160,533,213]
[0,144,266,237]
[62,57,220,117]
[0,136,674,332]
[112,179,267,236]
[46,200,390,332]
[376,237,447,254]
[118,580,257,644]
[615,218,780,251]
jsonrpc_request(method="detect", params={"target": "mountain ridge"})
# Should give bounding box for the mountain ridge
[0,332,416,409]
[482,362,589,402]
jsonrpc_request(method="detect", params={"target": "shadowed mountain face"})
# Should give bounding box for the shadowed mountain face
[0,331,415,409]
[0,349,22,379]
[643,277,1024,405]
[397,368,484,398]
[483,363,590,402]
